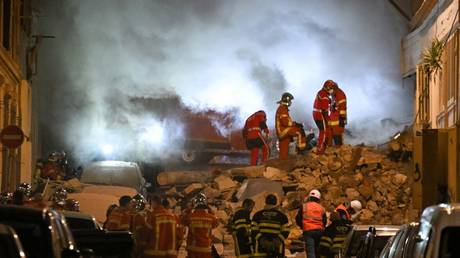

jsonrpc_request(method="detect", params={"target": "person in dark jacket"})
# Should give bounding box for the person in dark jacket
[318,212,352,258]
[252,194,290,258]
[231,198,255,258]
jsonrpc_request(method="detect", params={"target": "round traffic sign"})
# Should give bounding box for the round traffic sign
[0,125,25,149]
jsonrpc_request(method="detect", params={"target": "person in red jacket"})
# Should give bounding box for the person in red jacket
[143,195,180,258]
[275,92,307,159]
[296,189,327,258]
[243,110,270,165]
[182,194,218,258]
[313,81,334,154]
[331,82,347,146]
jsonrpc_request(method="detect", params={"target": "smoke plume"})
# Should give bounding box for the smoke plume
[36,0,412,163]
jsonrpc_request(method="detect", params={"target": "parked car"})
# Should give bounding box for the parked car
[62,210,134,258]
[412,203,460,258]
[0,205,82,258]
[379,222,419,258]
[342,225,400,258]
[0,223,26,258]
[80,161,147,194]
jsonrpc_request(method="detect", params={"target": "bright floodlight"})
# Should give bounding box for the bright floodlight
[101,144,114,156]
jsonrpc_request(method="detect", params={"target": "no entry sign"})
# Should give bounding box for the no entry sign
[0,125,25,149]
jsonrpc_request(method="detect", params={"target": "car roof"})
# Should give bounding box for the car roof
[0,204,51,220]
[61,210,96,221]
[353,225,401,236]
[421,203,460,223]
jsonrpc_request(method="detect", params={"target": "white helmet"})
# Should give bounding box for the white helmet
[309,189,321,200]
[351,200,362,211]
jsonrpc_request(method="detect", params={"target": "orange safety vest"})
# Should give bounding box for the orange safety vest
[335,204,351,220]
[275,105,294,138]
[244,111,269,140]
[144,207,179,258]
[105,207,133,231]
[334,88,347,120]
[302,202,325,231]
[184,209,218,254]
[313,89,330,120]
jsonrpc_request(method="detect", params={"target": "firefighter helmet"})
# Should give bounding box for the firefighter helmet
[308,189,321,200]
[193,193,208,208]
[132,194,146,211]
[277,92,294,106]
[17,183,32,198]
[323,80,336,91]
[350,200,362,212]
[53,188,68,204]
[65,199,80,212]
[0,192,12,205]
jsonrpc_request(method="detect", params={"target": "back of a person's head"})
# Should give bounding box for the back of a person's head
[161,198,170,208]
[265,194,277,206]
[242,198,255,209]
[330,211,340,222]
[151,195,161,206]
[119,195,132,207]
[12,190,24,205]
[106,204,118,217]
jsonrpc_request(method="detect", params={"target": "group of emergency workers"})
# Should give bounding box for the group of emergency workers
[230,189,362,258]
[243,79,347,164]
[104,193,220,258]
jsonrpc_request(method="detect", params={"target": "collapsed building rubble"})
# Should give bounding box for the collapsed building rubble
[159,144,414,254]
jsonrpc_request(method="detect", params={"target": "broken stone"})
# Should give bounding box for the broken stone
[366,200,379,212]
[393,173,408,185]
[358,185,373,200]
[228,165,265,178]
[157,170,214,185]
[359,209,374,222]
[183,183,204,195]
[345,188,360,200]
[263,167,287,181]
[214,175,237,191]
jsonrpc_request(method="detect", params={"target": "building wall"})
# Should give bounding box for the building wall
[0,0,33,191]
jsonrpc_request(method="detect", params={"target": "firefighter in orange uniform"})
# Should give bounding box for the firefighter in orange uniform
[105,195,134,231]
[243,110,270,165]
[275,92,307,159]
[182,193,218,258]
[331,82,347,146]
[313,81,334,154]
[143,195,180,258]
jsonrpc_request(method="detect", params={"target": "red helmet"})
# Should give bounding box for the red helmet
[323,80,337,90]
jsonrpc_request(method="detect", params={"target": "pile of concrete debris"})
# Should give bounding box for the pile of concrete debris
[158,144,414,252]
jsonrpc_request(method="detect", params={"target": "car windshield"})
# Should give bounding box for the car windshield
[439,227,460,258]
[80,161,142,190]
[347,231,393,256]
[0,219,52,258]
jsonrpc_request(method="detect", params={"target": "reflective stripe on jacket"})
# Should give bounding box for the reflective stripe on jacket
[105,207,132,231]
[184,209,218,254]
[244,111,269,140]
[275,105,294,138]
[302,202,325,231]
[335,204,351,220]
[144,206,179,258]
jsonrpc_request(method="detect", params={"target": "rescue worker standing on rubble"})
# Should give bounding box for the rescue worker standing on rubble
[313,81,334,154]
[275,92,307,159]
[329,81,347,146]
[231,198,255,258]
[243,111,270,165]
[335,200,362,222]
[105,195,134,231]
[296,189,327,258]
[251,194,290,258]
[318,212,352,258]
[143,195,180,258]
[182,193,218,258]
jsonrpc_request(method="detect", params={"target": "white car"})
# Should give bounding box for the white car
[80,160,147,195]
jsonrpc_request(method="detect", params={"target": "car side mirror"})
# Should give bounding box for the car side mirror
[414,234,424,242]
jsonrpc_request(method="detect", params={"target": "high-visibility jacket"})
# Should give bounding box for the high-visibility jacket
[334,87,347,123]
[313,89,330,121]
[132,210,150,253]
[183,209,218,255]
[243,111,269,140]
[231,208,253,258]
[275,104,294,139]
[319,219,352,257]
[143,206,179,258]
[335,204,351,221]
[105,207,133,231]
[302,202,326,231]
[251,206,290,257]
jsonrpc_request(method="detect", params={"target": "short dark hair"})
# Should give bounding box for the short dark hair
[119,195,132,207]
[265,194,277,205]
[151,195,161,205]
[242,199,255,209]
[161,198,170,208]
